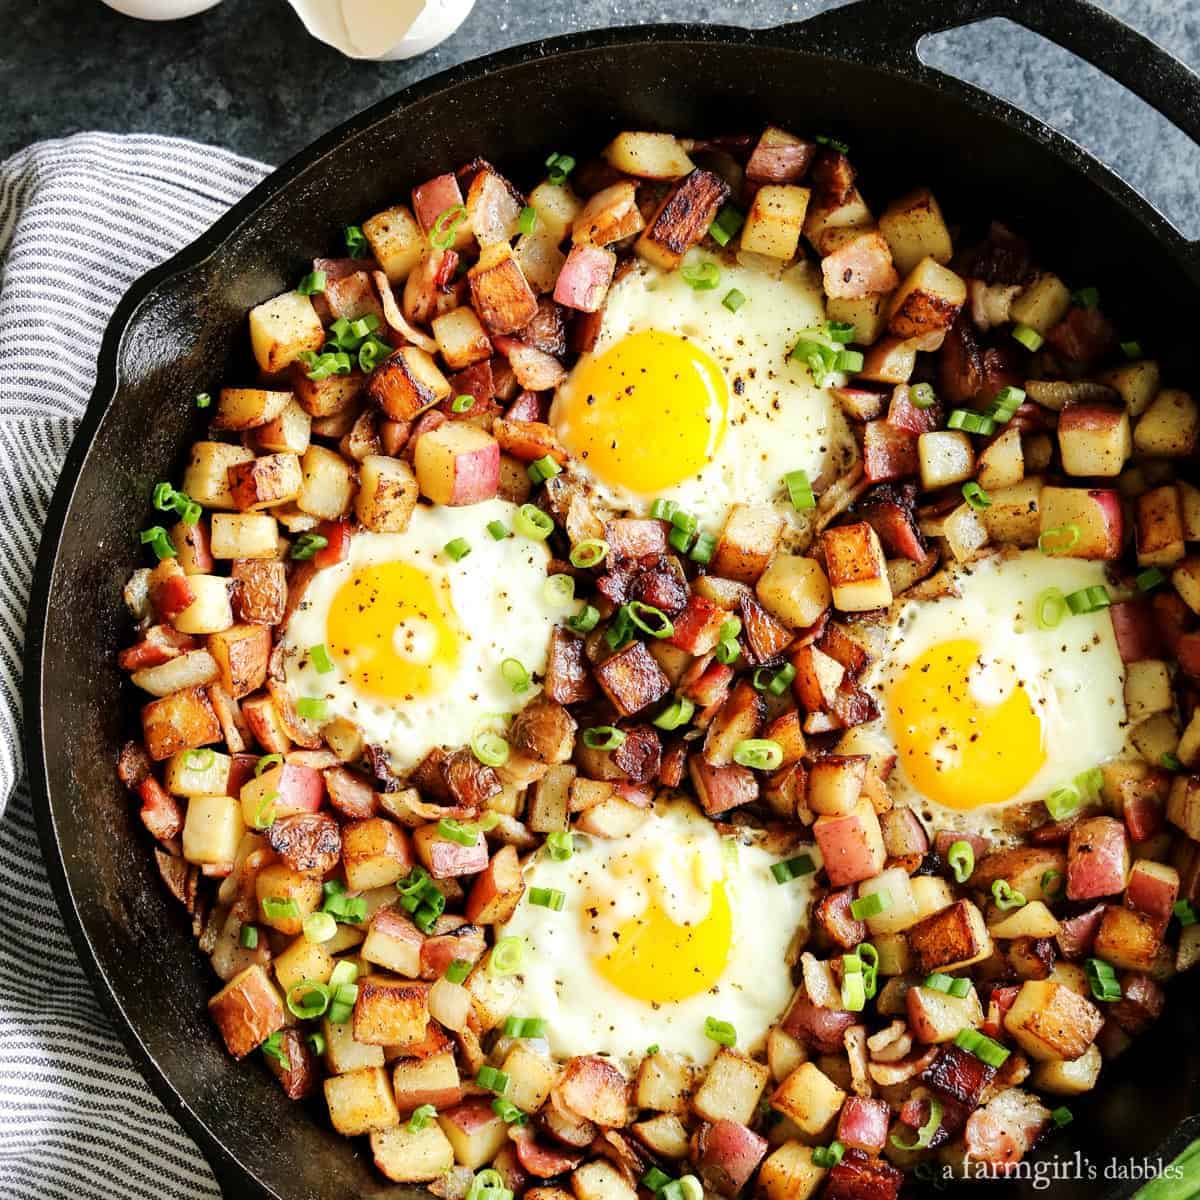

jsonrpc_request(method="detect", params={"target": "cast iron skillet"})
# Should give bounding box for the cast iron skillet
[22,0,1200,1196]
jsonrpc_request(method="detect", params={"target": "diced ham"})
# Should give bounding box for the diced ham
[138,776,184,842]
[117,624,198,671]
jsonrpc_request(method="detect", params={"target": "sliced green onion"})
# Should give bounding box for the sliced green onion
[500,657,531,694]
[1038,523,1081,556]
[344,225,368,256]
[437,818,479,847]
[1163,753,1184,772]
[545,152,576,185]
[530,887,566,911]
[858,942,879,999]
[307,1032,326,1056]
[543,574,575,606]
[1012,323,1044,351]
[490,936,526,976]
[1065,585,1111,614]
[850,892,890,920]
[910,382,937,409]
[239,924,258,949]
[628,601,674,639]
[732,739,782,770]
[471,729,510,768]
[262,896,300,922]
[992,879,1027,910]
[815,132,850,153]
[962,482,991,510]
[947,840,974,883]
[451,394,476,413]
[1076,766,1103,804]
[492,1097,527,1125]
[826,320,856,344]
[567,604,600,634]
[947,408,997,436]
[835,349,863,373]
[890,1098,943,1151]
[527,454,562,484]
[303,911,337,944]
[297,270,327,296]
[690,532,716,564]
[139,525,177,561]
[429,204,468,250]
[487,520,509,541]
[570,539,608,569]
[1040,868,1065,900]
[309,644,334,674]
[185,748,215,771]
[643,1167,673,1192]
[681,258,720,291]
[771,854,816,884]
[1174,899,1198,926]
[768,663,796,696]
[841,968,866,1013]
[925,973,953,994]
[954,1027,1010,1068]
[504,1015,547,1038]
[718,616,742,641]
[709,204,745,247]
[948,976,972,998]
[467,1169,512,1200]
[445,959,471,984]
[514,504,554,540]
[444,537,472,562]
[252,793,278,831]
[299,349,352,380]
[287,979,331,1020]
[195,392,212,408]
[1085,956,1122,1002]
[704,1017,736,1047]
[546,831,574,862]
[476,1065,509,1094]
[668,525,695,554]
[670,509,697,536]
[722,288,746,313]
[653,696,695,731]
[604,606,634,651]
[583,725,626,750]
[791,337,839,386]
[989,386,1026,422]
[1136,567,1166,591]
[518,206,538,235]
[650,499,678,521]
[784,469,816,511]
[714,638,740,665]
[290,531,328,560]
[1045,783,1081,821]
[1036,587,1068,630]
[1072,286,1100,309]
[297,696,327,722]
[1121,340,1142,360]
[261,1031,290,1071]
[409,1103,437,1132]
[255,753,283,777]
[811,1141,846,1169]
[1051,1106,1073,1128]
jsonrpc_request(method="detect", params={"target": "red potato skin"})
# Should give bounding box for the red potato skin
[511,1130,583,1179]
[264,763,325,816]
[692,1120,768,1197]
[413,825,489,878]
[781,991,856,1053]
[1126,862,1178,928]
[413,173,468,236]
[815,888,867,950]
[419,922,485,980]
[553,244,617,313]
[1055,903,1108,960]
[555,1055,630,1127]
[149,559,197,623]
[1109,600,1165,664]
[1067,816,1130,901]
[813,807,885,887]
[312,518,352,570]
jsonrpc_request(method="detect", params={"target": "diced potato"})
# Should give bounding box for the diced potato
[210,513,278,560]
[438,1100,509,1169]
[1124,660,1174,723]
[1137,484,1186,567]
[803,186,873,256]
[758,1141,827,1200]
[432,306,493,370]
[500,1043,559,1113]
[182,795,245,866]
[468,243,539,335]
[228,453,303,512]
[858,866,918,934]
[1058,403,1132,477]
[740,185,811,260]
[171,575,234,635]
[512,232,566,295]
[213,388,292,432]
[1003,980,1103,1062]
[255,862,322,935]
[635,1050,693,1115]
[813,800,886,887]
[363,205,425,283]
[976,425,1024,491]
[1133,712,1180,766]
[573,1161,637,1200]
[354,976,430,1047]
[872,931,911,975]
[164,748,231,797]
[207,964,285,1059]
[1093,905,1160,971]
[248,290,325,374]
[807,755,868,818]
[603,132,694,179]
[414,423,501,506]
[273,935,335,995]
[755,555,831,629]
[324,1066,400,1137]
[292,369,363,419]
[988,900,1061,939]
[528,181,582,242]
[878,187,953,275]
[632,1113,691,1160]
[826,293,889,346]
[343,818,413,891]
[712,504,785,584]
[140,686,222,761]
[886,257,966,342]
[909,875,954,923]
[1010,273,1071,335]
[371,1122,455,1183]
[770,1063,846,1136]
[1039,485,1124,560]
[249,397,311,456]
[1134,389,1198,458]
[297,444,355,520]
[183,442,256,511]
[1030,1043,1102,1097]
[906,899,993,973]
[356,454,419,533]
[362,907,424,977]
[322,1013,385,1075]
[981,477,1043,547]
[918,430,975,490]
[1097,358,1161,417]
[692,1048,770,1124]
[820,522,892,612]
[906,984,983,1043]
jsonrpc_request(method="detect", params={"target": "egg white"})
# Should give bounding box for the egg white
[550,258,858,537]
[847,550,1128,837]
[498,800,818,1065]
[280,500,562,771]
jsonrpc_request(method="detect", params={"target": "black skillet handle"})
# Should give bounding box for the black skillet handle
[784,0,1200,263]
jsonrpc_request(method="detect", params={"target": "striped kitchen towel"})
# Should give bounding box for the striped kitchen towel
[0,133,269,1200]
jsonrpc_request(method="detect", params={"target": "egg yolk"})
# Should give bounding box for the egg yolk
[887,638,1046,810]
[326,561,460,702]
[555,329,728,494]
[593,880,732,1003]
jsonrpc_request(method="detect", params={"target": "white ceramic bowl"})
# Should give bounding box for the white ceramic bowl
[100,0,223,18]
[287,0,475,60]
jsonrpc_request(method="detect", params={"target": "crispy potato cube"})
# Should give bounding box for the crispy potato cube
[354,976,430,1047]
[1098,358,1160,417]
[1137,484,1186,567]
[205,624,269,701]
[209,513,278,560]
[296,444,355,520]
[1133,712,1180,766]
[414,423,500,506]
[343,818,413,891]
[363,205,425,284]
[1093,905,1160,971]
[758,1141,827,1200]
[820,522,892,612]
[130,647,219,699]
[943,502,990,563]
[369,345,453,420]
[208,964,285,1059]
[255,862,322,935]
[906,984,983,1043]
[713,503,785,584]
[693,1048,770,1125]
[324,1066,400,1137]
[392,1051,462,1114]
[636,169,730,271]
[857,866,918,934]
[164,748,231,797]
[362,907,424,977]
[356,454,419,533]
[248,398,311,456]
[804,186,873,256]
[468,242,538,335]
[755,554,831,629]
[807,755,868,818]
[907,898,993,973]
[273,935,335,996]
[528,181,582,242]
[500,1042,559,1113]
[213,388,292,432]
[976,425,1025,491]
[182,794,245,866]
[918,430,975,490]
[1003,979,1103,1062]
[371,1122,455,1183]
[740,185,811,260]
[603,131,694,179]
[571,181,645,246]
[770,1063,845,1136]
[1134,389,1198,458]
[1125,659,1174,723]
[635,1051,693,1115]
[826,292,889,346]
[513,232,567,295]
[632,1113,691,1160]
[249,291,325,373]
[438,1099,509,1169]
[878,187,953,275]
[227,453,302,512]
[141,685,222,761]
[573,1161,637,1200]
[464,844,525,925]
[813,800,886,887]
[857,335,917,385]
[1010,273,1071,335]
[1038,485,1124,560]
[1058,403,1132,477]
[322,1013,385,1074]
[292,368,364,419]
[1031,1043,1101,1097]
[183,442,256,511]
[886,257,966,342]
[432,306,493,370]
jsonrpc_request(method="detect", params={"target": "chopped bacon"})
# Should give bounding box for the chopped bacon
[981,984,1021,1040]
[444,361,497,418]
[963,223,1036,286]
[746,132,816,184]
[605,518,669,560]
[543,628,596,705]
[862,420,918,484]
[829,682,880,729]
[553,1056,629,1128]
[505,390,546,423]
[821,231,899,300]
[1109,599,1165,664]
[689,757,759,816]
[1046,305,1116,367]
[491,335,567,392]
[1055,903,1108,961]
[517,297,568,357]
[1110,972,1165,1035]
[118,624,197,672]
[837,1097,890,1155]
[887,385,942,436]
[324,766,380,820]
[630,567,689,617]
[137,776,184,842]
[117,740,153,790]
[823,1150,904,1200]
[611,724,662,784]
[938,315,986,406]
[921,1043,995,1110]
[660,740,687,789]
[510,1129,583,1179]
[815,888,867,950]
[964,1089,1051,1169]
[553,244,617,313]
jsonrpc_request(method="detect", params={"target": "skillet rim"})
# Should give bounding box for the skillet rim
[21,12,1200,1197]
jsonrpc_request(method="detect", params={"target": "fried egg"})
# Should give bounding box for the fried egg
[550,259,857,534]
[857,551,1127,833]
[498,800,817,1064]
[281,499,562,770]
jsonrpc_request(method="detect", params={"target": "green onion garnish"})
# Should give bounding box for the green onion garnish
[709,204,745,247]
[910,382,937,409]
[627,601,674,639]
[668,525,694,554]
[444,538,472,562]
[1065,584,1111,614]
[239,924,258,949]
[1121,340,1143,360]
[303,911,337,944]
[345,225,368,256]
[1163,753,1184,772]
[545,152,576,185]
[784,469,816,511]
[954,1027,1010,1067]
[252,793,278,830]
[962,482,991,510]
[1035,587,1068,630]
[514,504,554,540]
[527,454,562,484]
[451,393,476,413]
[195,392,212,408]
[444,959,472,984]
[490,936,526,976]
[307,1032,326,1056]
[827,320,856,344]
[653,696,695,732]
[500,657,531,694]
[492,1097,527,1125]
[643,1167,673,1192]
[583,726,626,750]
[530,887,566,911]
[947,408,997,436]
[262,896,300,922]
[1012,323,1044,351]
[569,538,608,569]
[771,855,816,884]
[504,1015,547,1038]
[543,574,575,607]
[988,385,1024,423]
[722,289,746,313]
[1040,868,1065,900]
[1174,900,1198,926]
[1072,287,1100,309]
[428,204,468,250]
[297,696,327,722]
[185,748,215,771]
[290,531,328,560]
[567,604,600,634]
[471,729,509,768]
[992,879,1027,910]
[681,258,720,291]
[1136,567,1166,591]
[732,739,782,770]
[1038,523,1081,556]
[546,831,574,862]
[517,206,538,235]
[409,1104,437,1132]
[704,1017,736,1047]
[690,532,716,564]
[815,133,849,153]
[357,336,392,373]
[1045,783,1081,821]
[309,644,334,674]
[836,349,863,373]
[1085,957,1122,1002]
[841,966,866,1013]
[261,1031,290,1071]
[139,526,177,561]
[850,892,890,920]
[650,498,677,520]
[437,818,479,847]
[791,337,839,387]
[1051,1106,1073,1128]
[287,979,331,1020]
[714,638,740,665]
[890,1098,943,1151]
[487,520,509,541]
[947,840,974,883]
[476,1065,509,1094]
[297,270,327,296]
[255,753,283,777]
[811,1141,846,1169]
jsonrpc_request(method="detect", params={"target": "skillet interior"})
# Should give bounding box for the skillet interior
[24,15,1200,1200]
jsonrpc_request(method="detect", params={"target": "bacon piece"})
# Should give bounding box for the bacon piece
[836,1097,890,1155]
[828,682,880,730]
[492,417,566,465]
[816,622,871,679]
[738,593,792,665]
[505,390,545,423]
[444,361,498,419]
[821,231,899,300]
[154,848,198,909]
[148,558,196,623]
[963,1089,1051,1169]
[268,813,342,876]
[543,627,596,705]
[118,624,198,671]
[746,128,815,184]
[511,1129,584,1178]
[324,766,380,820]
[593,641,671,717]
[922,1043,994,1110]
[862,420,918,484]
[516,297,567,358]
[611,724,662,784]
[659,741,687,789]
[491,335,566,392]
[811,148,856,202]
[629,568,688,618]
[420,919,486,980]
[1109,599,1165,664]
[1109,972,1165,1035]
[682,659,735,710]
[605,518,669,560]
[963,223,1036,286]
[553,1056,629,1128]
[1055,903,1107,961]
[137,776,184,841]
[117,740,153,790]
[815,888,866,950]
[887,385,941,435]
[938,314,985,405]
[1046,306,1116,367]
[554,244,617,313]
